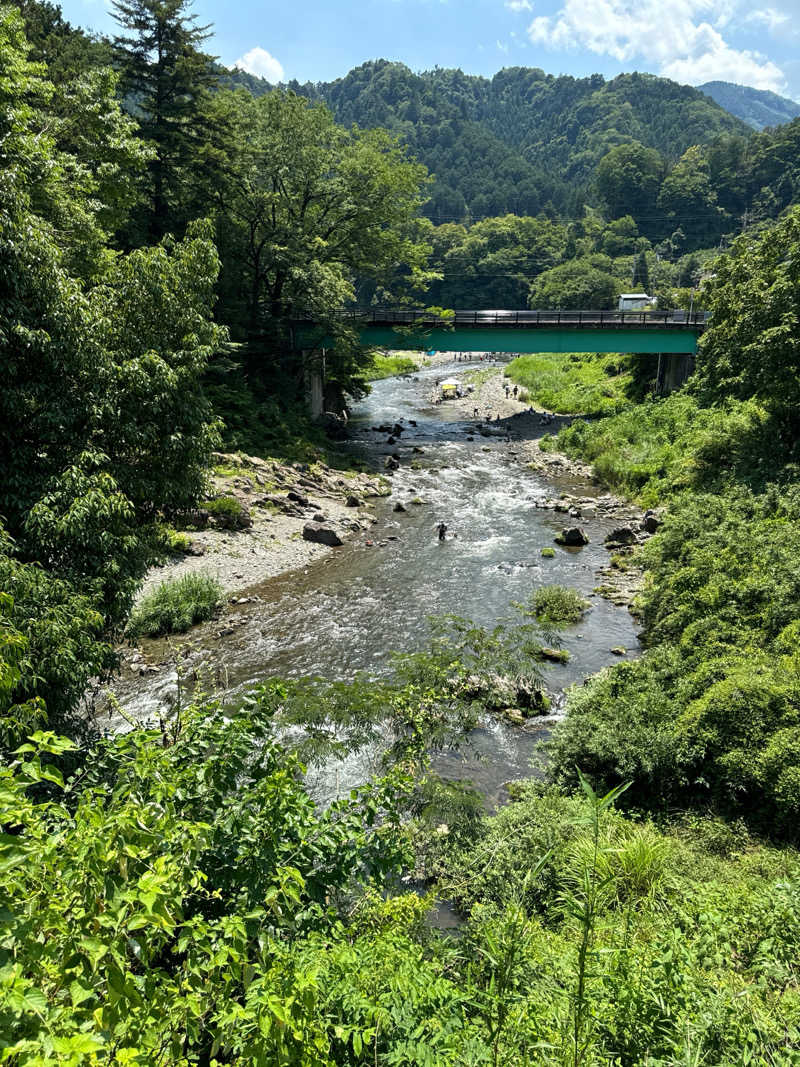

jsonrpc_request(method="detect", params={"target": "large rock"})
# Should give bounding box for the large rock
[641,509,663,533]
[302,522,343,547]
[287,489,309,506]
[555,527,589,546]
[605,526,636,546]
[385,456,400,471]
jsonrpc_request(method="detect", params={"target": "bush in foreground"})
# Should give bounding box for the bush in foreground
[127,573,223,638]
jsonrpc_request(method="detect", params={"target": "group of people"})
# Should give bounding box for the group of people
[503,384,519,399]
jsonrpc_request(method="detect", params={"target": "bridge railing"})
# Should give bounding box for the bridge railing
[294,308,709,329]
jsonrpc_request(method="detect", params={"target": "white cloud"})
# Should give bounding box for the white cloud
[233,46,285,84]
[747,7,791,32]
[526,0,787,93]
[497,38,510,52]
[506,0,533,10]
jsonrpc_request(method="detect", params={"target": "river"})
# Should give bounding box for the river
[111,360,640,807]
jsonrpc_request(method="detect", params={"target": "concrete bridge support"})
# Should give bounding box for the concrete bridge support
[656,352,695,394]
[303,350,325,418]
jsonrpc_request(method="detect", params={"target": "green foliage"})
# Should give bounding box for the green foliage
[202,494,247,527]
[697,205,800,407]
[205,86,431,394]
[365,352,420,379]
[0,10,222,735]
[0,705,416,1063]
[111,0,218,239]
[507,352,635,415]
[595,140,665,224]
[530,585,589,626]
[394,612,553,717]
[541,214,800,830]
[528,255,620,310]
[423,213,568,309]
[300,61,747,227]
[127,573,223,637]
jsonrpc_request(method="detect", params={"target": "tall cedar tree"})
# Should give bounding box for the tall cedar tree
[111,0,217,238]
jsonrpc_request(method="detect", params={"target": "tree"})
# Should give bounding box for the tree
[657,145,725,250]
[112,0,218,239]
[600,215,640,257]
[528,256,619,310]
[206,88,431,394]
[696,207,800,408]
[0,8,222,731]
[595,142,664,230]
[424,214,568,309]
[632,250,650,291]
[9,0,110,82]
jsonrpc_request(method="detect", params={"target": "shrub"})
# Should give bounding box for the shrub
[127,573,223,638]
[541,546,556,558]
[154,525,193,557]
[366,353,420,379]
[530,585,588,625]
[203,495,250,529]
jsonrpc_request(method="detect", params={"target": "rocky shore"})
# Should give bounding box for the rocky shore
[138,452,389,601]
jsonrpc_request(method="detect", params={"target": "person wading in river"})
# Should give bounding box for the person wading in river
[436,521,448,542]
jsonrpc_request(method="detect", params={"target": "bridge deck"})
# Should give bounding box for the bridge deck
[293,308,706,356]
[319,308,709,331]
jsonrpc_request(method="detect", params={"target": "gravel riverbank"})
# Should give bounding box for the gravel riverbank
[137,452,389,602]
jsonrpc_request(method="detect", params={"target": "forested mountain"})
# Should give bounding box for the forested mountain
[293,63,750,221]
[229,61,748,221]
[699,80,800,130]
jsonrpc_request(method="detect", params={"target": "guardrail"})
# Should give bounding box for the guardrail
[294,308,709,329]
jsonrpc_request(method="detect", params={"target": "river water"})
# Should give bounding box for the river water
[112,361,640,806]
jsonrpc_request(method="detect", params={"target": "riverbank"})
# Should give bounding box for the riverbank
[138,452,390,601]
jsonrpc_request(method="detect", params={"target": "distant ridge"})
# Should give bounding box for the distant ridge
[698,81,800,130]
[224,62,747,221]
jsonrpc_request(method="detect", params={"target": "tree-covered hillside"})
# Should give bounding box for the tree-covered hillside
[699,80,800,131]
[293,62,749,221]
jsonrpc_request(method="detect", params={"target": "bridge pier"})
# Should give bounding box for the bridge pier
[303,350,325,418]
[656,352,695,394]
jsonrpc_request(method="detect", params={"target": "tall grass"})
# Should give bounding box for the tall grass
[531,585,589,626]
[505,352,634,415]
[127,573,223,638]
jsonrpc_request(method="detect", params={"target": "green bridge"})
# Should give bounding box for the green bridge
[294,308,707,412]
[294,307,708,356]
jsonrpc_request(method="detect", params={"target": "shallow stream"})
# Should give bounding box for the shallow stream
[112,362,640,806]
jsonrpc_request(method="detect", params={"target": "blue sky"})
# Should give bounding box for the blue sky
[60,0,800,100]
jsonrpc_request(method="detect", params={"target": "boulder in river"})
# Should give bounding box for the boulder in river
[385,456,400,470]
[345,495,361,507]
[555,527,589,546]
[302,523,343,547]
[393,501,407,512]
